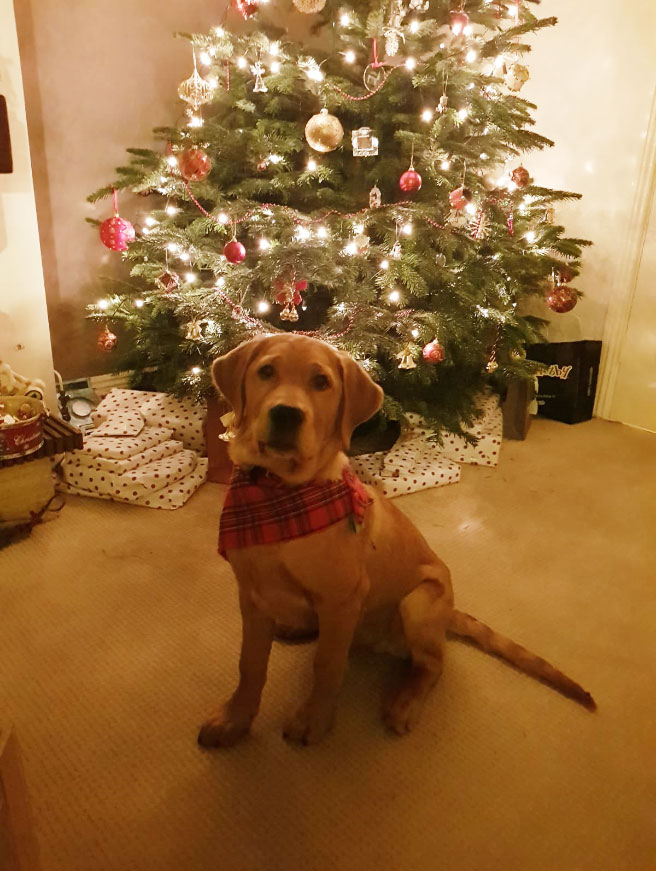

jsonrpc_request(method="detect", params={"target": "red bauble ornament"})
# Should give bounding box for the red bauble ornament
[99,189,135,252]
[511,165,530,188]
[97,326,117,352]
[422,340,445,364]
[546,285,578,314]
[233,0,258,17]
[449,10,469,35]
[178,147,212,182]
[449,186,473,210]
[223,240,246,263]
[400,167,422,192]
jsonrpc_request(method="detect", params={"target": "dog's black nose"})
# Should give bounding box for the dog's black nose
[269,404,305,431]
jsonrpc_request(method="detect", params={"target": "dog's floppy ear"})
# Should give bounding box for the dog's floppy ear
[211,337,269,427]
[337,352,384,450]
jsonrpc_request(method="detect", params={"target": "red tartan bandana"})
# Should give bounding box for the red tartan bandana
[218,463,371,559]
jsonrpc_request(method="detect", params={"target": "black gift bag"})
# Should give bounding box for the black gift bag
[527,341,602,424]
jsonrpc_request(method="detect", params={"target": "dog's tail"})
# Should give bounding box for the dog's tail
[448,609,596,711]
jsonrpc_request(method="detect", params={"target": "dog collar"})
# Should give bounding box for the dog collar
[218,463,371,559]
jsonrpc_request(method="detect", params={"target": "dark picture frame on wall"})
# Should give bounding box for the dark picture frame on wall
[0,96,13,173]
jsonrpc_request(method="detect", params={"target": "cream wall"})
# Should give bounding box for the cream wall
[15,0,656,390]
[0,0,55,409]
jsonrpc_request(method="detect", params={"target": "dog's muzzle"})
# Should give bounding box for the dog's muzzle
[265,404,305,451]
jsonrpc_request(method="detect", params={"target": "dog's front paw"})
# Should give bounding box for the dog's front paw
[198,704,253,749]
[283,703,334,746]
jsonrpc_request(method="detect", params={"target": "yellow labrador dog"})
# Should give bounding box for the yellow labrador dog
[199,333,594,747]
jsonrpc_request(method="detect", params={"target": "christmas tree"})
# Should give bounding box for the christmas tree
[88,0,590,440]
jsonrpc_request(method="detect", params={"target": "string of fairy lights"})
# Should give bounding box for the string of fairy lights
[93,0,577,371]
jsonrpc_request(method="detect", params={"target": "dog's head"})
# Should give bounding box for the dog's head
[212,334,383,484]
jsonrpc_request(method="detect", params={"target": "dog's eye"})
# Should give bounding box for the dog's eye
[257,364,275,381]
[311,373,331,391]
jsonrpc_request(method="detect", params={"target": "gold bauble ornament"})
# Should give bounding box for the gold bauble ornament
[305,108,344,153]
[292,0,326,12]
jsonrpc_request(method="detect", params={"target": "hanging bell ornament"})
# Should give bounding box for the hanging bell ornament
[396,345,417,370]
[178,54,213,111]
[292,0,326,12]
[369,185,382,208]
[449,185,473,210]
[251,61,268,94]
[422,340,445,364]
[504,63,530,92]
[449,9,469,35]
[400,163,422,192]
[280,302,300,322]
[97,326,117,352]
[511,165,530,187]
[438,94,449,113]
[305,108,344,153]
[352,127,379,157]
[185,320,203,341]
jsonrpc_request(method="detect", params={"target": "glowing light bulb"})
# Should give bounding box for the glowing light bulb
[409,19,420,33]
[524,230,536,243]
[307,158,318,171]
[270,60,281,73]
[217,212,229,224]
[145,216,157,227]
[401,222,413,236]
[354,223,364,234]
[166,205,179,216]
[191,366,202,376]
[97,299,109,310]
[465,202,477,215]
[458,108,468,120]
[199,50,211,66]
[466,49,477,63]
[258,238,271,250]
[269,153,283,164]
[480,152,488,160]
[405,57,417,71]
[421,108,434,122]
[380,259,390,270]
[317,226,328,239]
[257,300,270,313]
[135,298,145,308]
[411,328,419,338]
[388,289,401,303]
[269,41,280,56]
[467,82,475,90]
[340,12,351,26]
[185,272,196,282]
[179,252,190,262]
[142,227,151,235]
[189,116,203,128]
[345,241,357,255]
[213,26,224,36]
[344,49,356,64]
[237,56,247,69]
[506,180,518,193]
[167,242,179,253]
[167,155,178,168]
[297,226,311,241]
[215,277,226,287]
[463,24,473,35]
[441,159,451,170]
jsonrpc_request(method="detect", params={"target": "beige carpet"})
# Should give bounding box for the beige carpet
[1,418,654,871]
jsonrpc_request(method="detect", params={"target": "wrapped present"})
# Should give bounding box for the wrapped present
[432,395,502,467]
[80,425,173,460]
[58,459,208,510]
[93,389,206,454]
[64,439,184,474]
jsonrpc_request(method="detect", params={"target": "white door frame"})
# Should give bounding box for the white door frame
[596,85,656,420]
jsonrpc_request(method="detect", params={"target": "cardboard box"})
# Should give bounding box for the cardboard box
[528,341,602,424]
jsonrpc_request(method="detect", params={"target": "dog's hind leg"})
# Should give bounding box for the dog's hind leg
[383,566,453,735]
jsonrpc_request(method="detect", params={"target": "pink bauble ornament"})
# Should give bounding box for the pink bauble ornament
[97,326,117,352]
[422,340,445,363]
[179,147,212,182]
[449,10,469,35]
[449,185,473,210]
[223,240,246,263]
[546,285,578,314]
[99,189,135,252]
[400,167,422,192]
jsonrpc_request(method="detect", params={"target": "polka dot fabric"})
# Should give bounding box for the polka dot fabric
[58,459,208,510]
[351,394,503,499]
[81,426,174,460]
[63,439,184,475]
[91,408,145,438]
